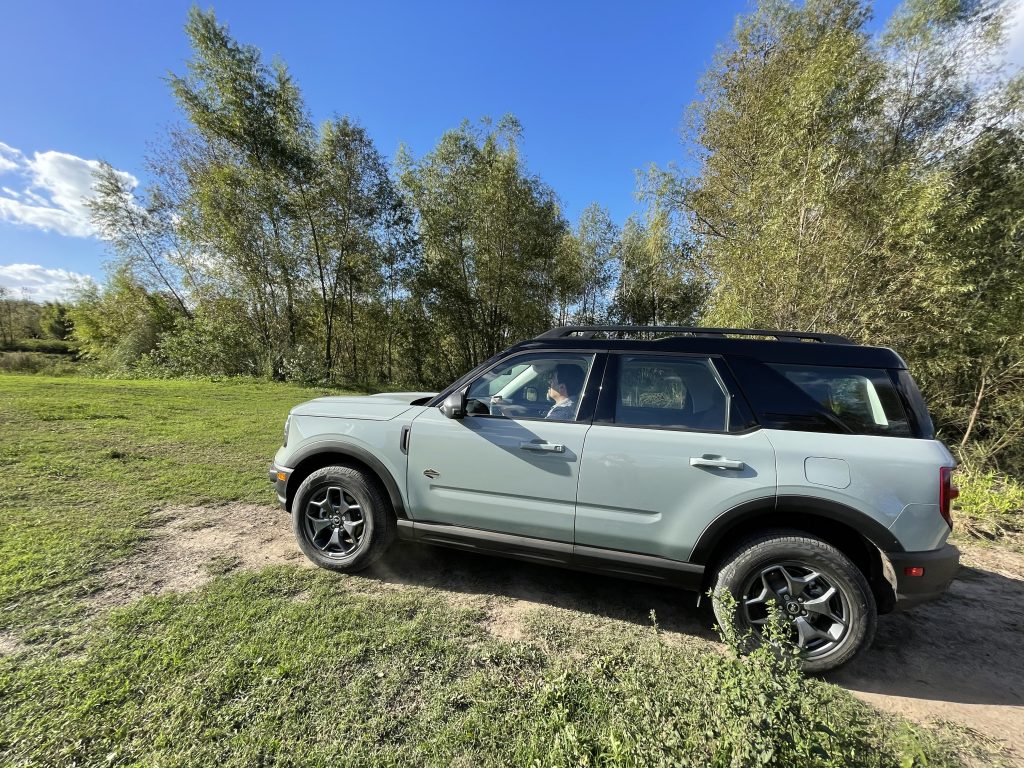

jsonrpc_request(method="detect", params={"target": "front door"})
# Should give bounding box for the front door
[406,352,598,543]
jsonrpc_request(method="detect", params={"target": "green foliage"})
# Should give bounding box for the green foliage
[0,338,74,354]
[953,466,1024,546]
[650,0,1024,472]
[67,269,183,371]
[398,116,569,379]
[554,203,620,325]
[0,352,78,375]
[613,204,708,326]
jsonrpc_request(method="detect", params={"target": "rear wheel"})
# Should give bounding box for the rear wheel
[712,530,876,673]
[292,465,395,572]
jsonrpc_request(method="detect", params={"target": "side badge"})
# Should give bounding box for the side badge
[423,469,440,479]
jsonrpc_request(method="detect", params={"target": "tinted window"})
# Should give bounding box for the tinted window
[767,364,911,437]
[465,353,595,421]
[615,356,729,430]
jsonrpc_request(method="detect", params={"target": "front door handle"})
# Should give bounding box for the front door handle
[689,456,745,471]
[520,441,565,453]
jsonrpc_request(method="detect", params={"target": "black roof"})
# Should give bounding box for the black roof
[512,325,907,369]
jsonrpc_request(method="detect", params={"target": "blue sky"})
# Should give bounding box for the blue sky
[2,0,1020,301]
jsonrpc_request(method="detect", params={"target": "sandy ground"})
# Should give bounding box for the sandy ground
[7,503,1023,762]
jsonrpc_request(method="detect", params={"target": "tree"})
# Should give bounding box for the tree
[165,9,415,385]
[86,162,195,318]
[613,205,706,326]
[41,302,73,341]
[652,0,1022,464]
[68,269,182,369]
[304,118,413,383]
[399,117,568,380]
[921,124,1024,466]
[552,204,620,325]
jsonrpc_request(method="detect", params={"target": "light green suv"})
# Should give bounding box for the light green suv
[269,325,960,672]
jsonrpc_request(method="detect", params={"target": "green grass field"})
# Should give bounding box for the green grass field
[0,374,992,766]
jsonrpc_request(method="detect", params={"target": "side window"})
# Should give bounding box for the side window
[465,353,595,421]
[615,356,729,431]
[767,364,911,437]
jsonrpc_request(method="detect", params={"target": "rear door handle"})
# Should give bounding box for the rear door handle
[689,456,745,471]
[520,441,565,453]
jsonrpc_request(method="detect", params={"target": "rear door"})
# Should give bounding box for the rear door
[574,353,777,563]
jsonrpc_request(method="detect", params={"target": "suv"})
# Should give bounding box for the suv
[269,326,960,672]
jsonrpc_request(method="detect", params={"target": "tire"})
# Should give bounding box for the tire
[711,530,876,673]
[291,464,396,572]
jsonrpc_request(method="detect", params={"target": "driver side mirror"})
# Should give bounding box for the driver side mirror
[440,389,467,420]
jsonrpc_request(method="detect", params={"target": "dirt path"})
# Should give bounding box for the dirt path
[47,504,1024,763]
[830,543,1024,761]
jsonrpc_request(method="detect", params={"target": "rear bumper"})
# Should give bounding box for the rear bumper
[268,464,291,510]
[887,543,960,609]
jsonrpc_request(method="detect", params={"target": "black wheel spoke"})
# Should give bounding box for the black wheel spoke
[741,561,851,660]
[303,483,368,559]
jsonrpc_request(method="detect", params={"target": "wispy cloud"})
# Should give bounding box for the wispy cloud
[0,263,94,302]
[0,142,137,238]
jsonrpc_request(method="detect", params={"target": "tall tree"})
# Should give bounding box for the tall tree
[653,0,1022,463]
[613,205,706,326]
[86,162,196,318]
[399,117,568,379]
[169,9,314,377]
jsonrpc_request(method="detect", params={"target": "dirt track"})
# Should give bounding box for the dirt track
[58,504,1024,763]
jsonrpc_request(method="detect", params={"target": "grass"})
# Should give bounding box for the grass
[951,467,1024,552]
[0,374,332,635]
[0,373,997,766]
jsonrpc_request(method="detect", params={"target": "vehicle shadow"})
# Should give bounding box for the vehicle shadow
[363,540,719,642]
[827,563,1024,708]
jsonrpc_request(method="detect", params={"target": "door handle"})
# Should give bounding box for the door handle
[520,441,565,453]
[689,456,745,471]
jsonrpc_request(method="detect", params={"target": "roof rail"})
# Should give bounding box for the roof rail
[535,325,855,345]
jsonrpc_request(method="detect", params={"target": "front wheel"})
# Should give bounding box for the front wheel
[292,465,395,572]
[711,531,876,673]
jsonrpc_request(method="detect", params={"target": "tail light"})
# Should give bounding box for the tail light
[939,466,958,529]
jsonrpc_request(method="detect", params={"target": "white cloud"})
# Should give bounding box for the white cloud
[0,263,94,302]
[0,142,23,174]
[0,141,137,238]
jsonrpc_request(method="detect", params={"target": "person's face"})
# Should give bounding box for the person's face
[547,372,565,401]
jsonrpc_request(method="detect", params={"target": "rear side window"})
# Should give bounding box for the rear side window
[616,356,729,431]
[767,364,911,437]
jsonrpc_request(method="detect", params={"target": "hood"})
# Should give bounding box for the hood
[291,392,437,421]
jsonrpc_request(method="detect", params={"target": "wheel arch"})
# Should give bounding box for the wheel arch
[693,496,899,614]
[286,442,407,520]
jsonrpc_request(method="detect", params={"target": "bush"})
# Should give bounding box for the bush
[0,352,78,375]
[953,466,1024,545]
[0,338,76,354]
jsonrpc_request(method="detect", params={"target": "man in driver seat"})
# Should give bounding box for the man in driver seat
[545,364,584,420]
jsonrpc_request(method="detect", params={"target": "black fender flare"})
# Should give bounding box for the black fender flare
[286,440,407,518]
[689,494,904,566]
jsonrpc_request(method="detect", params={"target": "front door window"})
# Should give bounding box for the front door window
[465,353,595,421]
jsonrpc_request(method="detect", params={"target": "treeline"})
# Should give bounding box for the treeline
[68,0,1023,471]
[0,289,72,348]
[72,9,699,391]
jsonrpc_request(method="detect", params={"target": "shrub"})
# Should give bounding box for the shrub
[0,352,78,375]
[953,466,1024,545]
